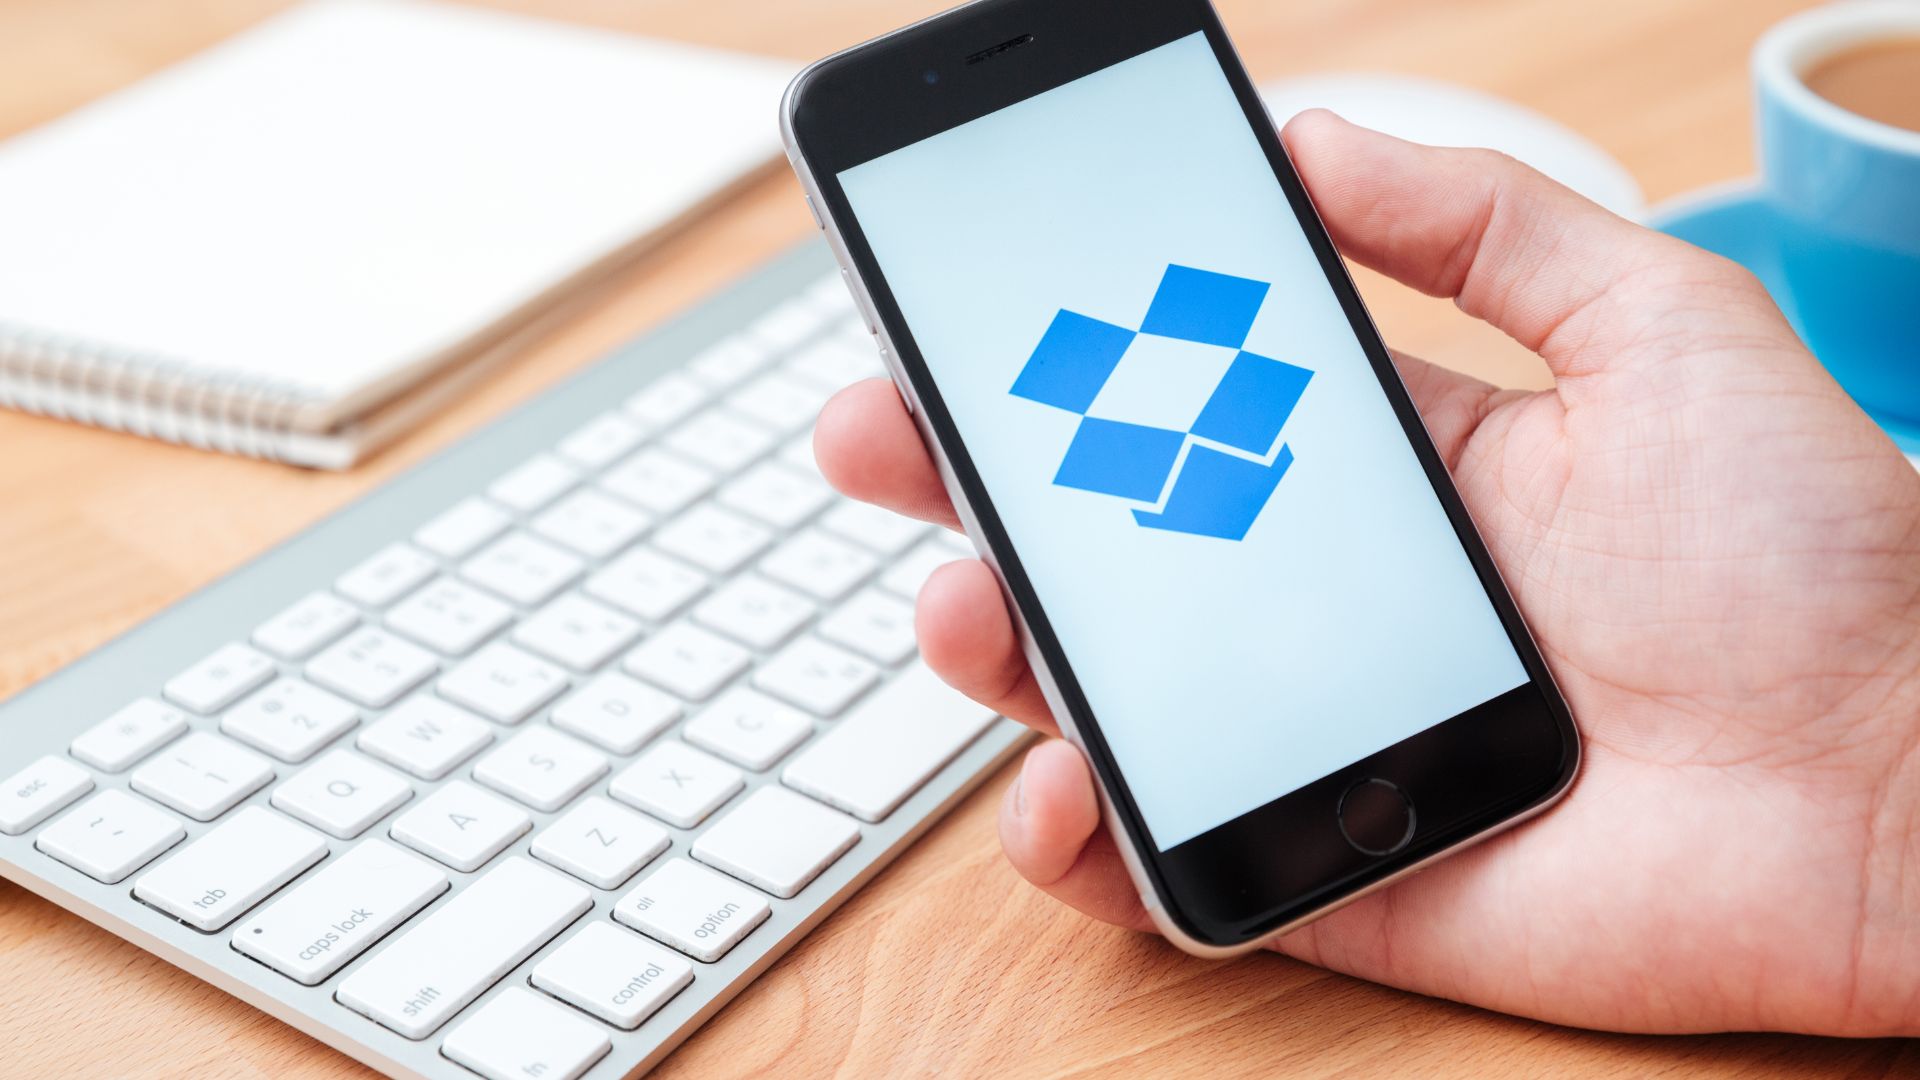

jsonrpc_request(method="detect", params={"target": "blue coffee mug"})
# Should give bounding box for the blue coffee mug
[1756,2,1920,429]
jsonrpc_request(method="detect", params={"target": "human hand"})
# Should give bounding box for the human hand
[812,111,1920,1036]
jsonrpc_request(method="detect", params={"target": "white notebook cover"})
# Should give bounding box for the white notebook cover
[0,0,793,466]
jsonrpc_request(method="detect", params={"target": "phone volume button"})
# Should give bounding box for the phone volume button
[804,194,825,230]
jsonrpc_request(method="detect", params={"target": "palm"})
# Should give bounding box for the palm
[811,113,1920,1036]
[1301,279,1920,1034]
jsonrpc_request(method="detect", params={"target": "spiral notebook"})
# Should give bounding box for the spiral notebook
[0,0,793,468]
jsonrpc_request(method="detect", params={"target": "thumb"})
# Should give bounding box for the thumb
[1279,109,1797,383]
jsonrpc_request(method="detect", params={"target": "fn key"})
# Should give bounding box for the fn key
[441,987,610,1080]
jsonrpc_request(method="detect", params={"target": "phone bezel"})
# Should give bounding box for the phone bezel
[783,0,1580,951]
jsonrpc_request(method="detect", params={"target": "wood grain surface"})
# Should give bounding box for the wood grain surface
[2,0,1913,1076]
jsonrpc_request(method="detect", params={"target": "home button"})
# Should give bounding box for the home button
[1337,778,1415,856]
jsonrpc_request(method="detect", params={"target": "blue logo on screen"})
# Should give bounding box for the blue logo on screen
[1009,265,1312,541]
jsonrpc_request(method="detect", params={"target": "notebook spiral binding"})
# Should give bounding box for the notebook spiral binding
[0,322,317,463]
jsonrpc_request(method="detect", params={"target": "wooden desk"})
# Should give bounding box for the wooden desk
[2,0,1912,1075]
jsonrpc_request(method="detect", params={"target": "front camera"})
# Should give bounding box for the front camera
[922,68,940,85]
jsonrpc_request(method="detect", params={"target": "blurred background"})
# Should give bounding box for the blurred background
[0,0,1822,695]
[7,3,1901,1076]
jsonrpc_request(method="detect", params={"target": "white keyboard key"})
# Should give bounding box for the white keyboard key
[460,532,584,607]
[412,497,512,560]
[550,673,681,754]
[337,856,589,1039]
[389,780,531,872]
[803,274,857,316]
[682,687,813,771]
[271,749,413,839]
[356,697,492,780]
[745,296,829,352]
[621,622,748,701]
[663,408,775,474]
[252,591,360,660]
[438,642,569,724]
[778,429,821,476]
[783,662,998,822]
[512,593,641,672]
[530,796,668,889]
[133,805,326,932]
[36,789,184,883]
[487,453,580,513]
[609,741,742,829]
[584,546,708,623]
[613,857,769,962]
[531,489,651,559]
[716,461,833,529]
[555,411,643,470]
[830,313,871,346]
[818,500,930,557]
[759,529,878,602]
[306,628,439,709]
[443,987,611,1080]
[384,577,514,656]
[753,637,880,717]
[623,372,709,430]
[817,588,917,666]
[692,786,859,899]
[70,698,189,772]
[163,642,277,715]
[233,839,447,985]
[784,337,881,390]
[335,543,438,609]
[130,731,274,821]
[473,727,608,812]
[1,756,93,836]
[691,575,815,650]
[597,446,716,517]
[531,921,691,1029]
[878,538,964,601]
[653,503,772,575]
[726,370,831,434]
[685,337,768,390]
[220,677,359,763]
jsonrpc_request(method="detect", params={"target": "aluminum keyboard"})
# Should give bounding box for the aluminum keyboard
[0,244,1027,1080]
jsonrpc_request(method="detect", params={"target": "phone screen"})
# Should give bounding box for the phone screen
[836,31,1529,851]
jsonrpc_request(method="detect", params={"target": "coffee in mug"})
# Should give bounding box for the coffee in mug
[1801,36,1920,133]
[1750,2,1920,432]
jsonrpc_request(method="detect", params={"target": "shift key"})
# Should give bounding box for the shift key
[336,856,589,1039]
[233,839,447,985]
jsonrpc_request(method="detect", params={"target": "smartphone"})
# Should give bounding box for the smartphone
[781,0,1580,957]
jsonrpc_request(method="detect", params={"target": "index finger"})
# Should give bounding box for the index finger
[814,377,962,530]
